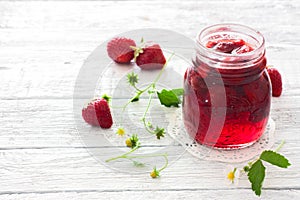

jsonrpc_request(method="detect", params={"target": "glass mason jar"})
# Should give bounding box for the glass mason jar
[183,24,271,149]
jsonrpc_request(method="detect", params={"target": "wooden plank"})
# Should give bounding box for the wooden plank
[0,46,299,99]
[0,189,299,200]
[0,148,299,193]
[0,0,299,198]
[0,98,300,148]
[0,1,299,99]
[0,1,299,31]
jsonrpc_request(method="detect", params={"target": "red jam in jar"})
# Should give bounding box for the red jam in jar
[183,24,271,149]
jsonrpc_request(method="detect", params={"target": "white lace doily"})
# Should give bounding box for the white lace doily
[167,109,275,163]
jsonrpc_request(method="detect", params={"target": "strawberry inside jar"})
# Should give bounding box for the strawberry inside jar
[183,24,271,149]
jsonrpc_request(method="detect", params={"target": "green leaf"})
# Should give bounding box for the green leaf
[130,95,139,102]
[130,91,142,102]
[171,88,184,97]
[154,127,165,139]
[147,122,153,129]
[132,160,145,167]
[157,89,181,107]
[170,88,184,103]
[260,150,291,168]
[247,160,265,196]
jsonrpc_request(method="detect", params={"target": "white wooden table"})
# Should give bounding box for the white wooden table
[0,0,299,199]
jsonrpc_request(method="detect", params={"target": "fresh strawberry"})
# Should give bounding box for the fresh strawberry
[107,37,136,63]
[134,42,166,70]
[82,98,113,128]
[267,67,282,97]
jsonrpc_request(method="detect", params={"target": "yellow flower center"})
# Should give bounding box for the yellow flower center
[125,138,132,147]
[227,171,235,182]
[116,128,125,136]
[150,171,157,178]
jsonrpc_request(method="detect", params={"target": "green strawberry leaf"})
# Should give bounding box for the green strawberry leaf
[130,95,140,102]
[260,150,291,168]
[171,88,184,103]
[247,160,265,196]
[132,160,145,167]
[171,88,184,97]
[157,89,182,107]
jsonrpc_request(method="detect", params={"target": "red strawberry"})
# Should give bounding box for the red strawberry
[232,45,254,54]
[134,42,166,70]
[107,37,136,63]
[267,67,282,97]
[82,98,113,128]
[206,39,246,54]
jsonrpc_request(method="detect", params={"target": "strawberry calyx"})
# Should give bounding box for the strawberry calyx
[101,94,111,102]
[130,37,146,61]
[131,45,144,62]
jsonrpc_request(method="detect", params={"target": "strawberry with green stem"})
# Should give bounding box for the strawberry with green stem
[131,38,166,70]
[82,94,113,128]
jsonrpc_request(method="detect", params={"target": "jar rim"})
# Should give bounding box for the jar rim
[196,23,265,64]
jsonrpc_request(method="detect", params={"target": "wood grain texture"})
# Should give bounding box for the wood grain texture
[0,0,299,199]
[1,98,299,148]
[0,190,299,200]
[0,148,299,192]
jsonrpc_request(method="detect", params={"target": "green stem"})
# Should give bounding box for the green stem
[142,118,155,134]
[142,90,154,120]
[122,91,142,111]
[139,54,175,136]
[139,83,154,94]
[106,149,168,165]
[275,140,285,152]
[121,53,174,112]
[141,90,156,135]
[153,53,175,85]
[133,85,142,92]
[105,146,139,162]
[126,153,168,160]
[157,154,169,172]
[121,84,151,112]
[233,167,237,174]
